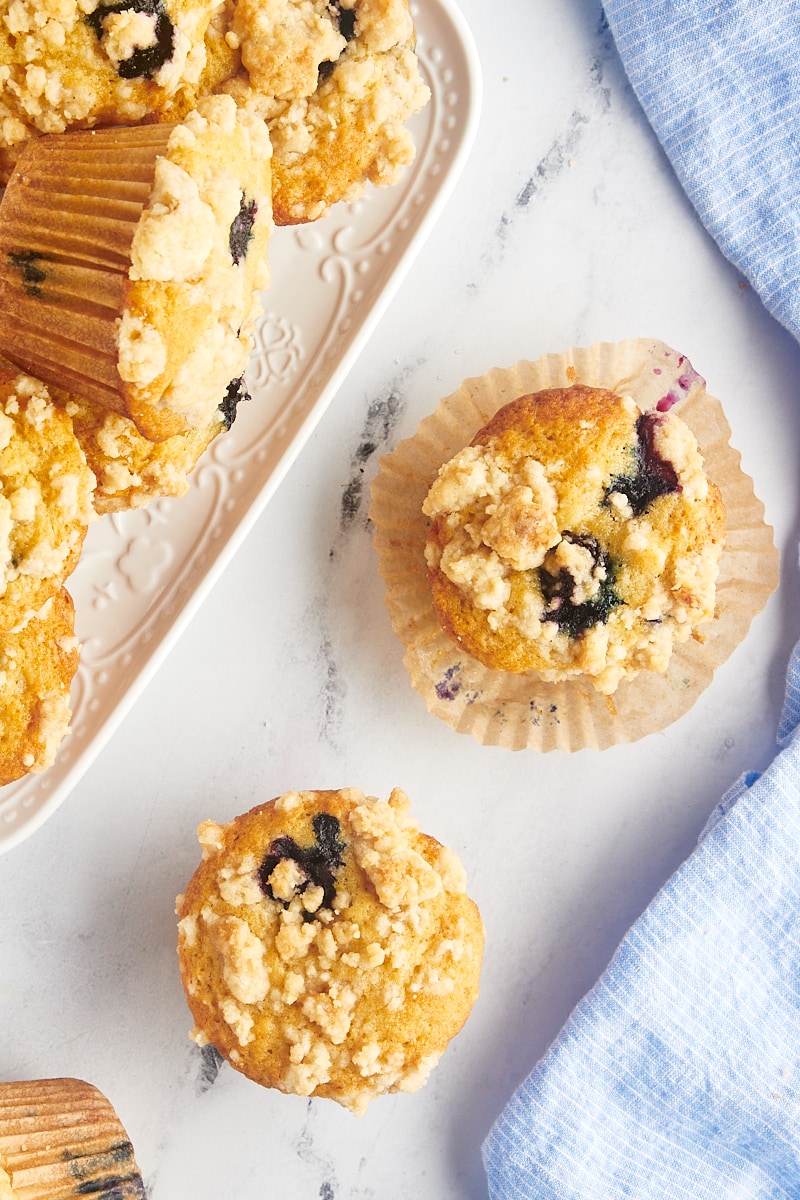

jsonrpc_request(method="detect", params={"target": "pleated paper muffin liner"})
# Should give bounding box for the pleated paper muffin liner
[0,125,174,415]
[369,338,779,751]
[0,98,272,443]
[0,1077,145,1198]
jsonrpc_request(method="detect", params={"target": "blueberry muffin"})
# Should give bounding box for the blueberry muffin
[0,364,95,633]
[176,787,483,1114]
[423,385,726,695]
[0,94,271,441]
[0,587,80,785]
[0,0,220,166]
[204,0,430,224]
[61,374,247,513]
[0,1077,145,1198]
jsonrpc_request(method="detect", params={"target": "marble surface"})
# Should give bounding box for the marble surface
[2,1,800,1197]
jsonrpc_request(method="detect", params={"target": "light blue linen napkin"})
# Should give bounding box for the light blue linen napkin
[483,641,800,1198]
[483,4,800,1194]
[599,0,800,345]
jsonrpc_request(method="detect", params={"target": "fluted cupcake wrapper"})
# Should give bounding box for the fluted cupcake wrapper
[369,338,779,752]
[0,126,174,415]
[0,1078,145,1198]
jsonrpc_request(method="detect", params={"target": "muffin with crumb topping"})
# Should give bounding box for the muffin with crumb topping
[0,0,220,169]
[176,787,483,1114]
[423,385,726,696]
[201,0,430,224]
[0,94,271,442]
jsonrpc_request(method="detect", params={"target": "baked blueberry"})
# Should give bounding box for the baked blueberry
[539,534,621,638]
[606,412,681,517]
[7,251,47,297]
[258,812,346,913]
[219,376,250,430]
[85,0,175,80]
[228,195,258,266]
[318,2,357,79]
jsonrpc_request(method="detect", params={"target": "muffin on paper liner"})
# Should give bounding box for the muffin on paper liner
[0,93,272,443]
[0,1077,144,1198]
[369,338,779,752]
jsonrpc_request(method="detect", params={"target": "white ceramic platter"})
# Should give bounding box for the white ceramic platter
[0,0,482,853]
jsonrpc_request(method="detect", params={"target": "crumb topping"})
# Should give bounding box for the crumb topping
[32,691,72,770]
[65,396,224,514]
[232,0,345,97]
[349,798,442,911]
[197,819,226,856]
[117,312,168,385]
[130,156,217,282]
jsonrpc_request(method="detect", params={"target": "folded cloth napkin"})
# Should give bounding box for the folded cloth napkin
[599,0,800,344]
[483,640,800,1197]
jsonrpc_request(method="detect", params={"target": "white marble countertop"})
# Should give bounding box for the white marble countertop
[2,1,800,1197]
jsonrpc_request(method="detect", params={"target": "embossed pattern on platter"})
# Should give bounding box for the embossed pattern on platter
[0,0,479,847]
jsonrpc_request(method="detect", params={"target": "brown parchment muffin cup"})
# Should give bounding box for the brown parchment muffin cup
[0,360,95,634]
[0,1077,145,1199]
[369,338,780,751]
[0,94,272,442]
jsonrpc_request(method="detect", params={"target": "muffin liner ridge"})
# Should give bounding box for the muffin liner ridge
[0,125,175,415]
[369,338,780,752]
[0,1077,145,1198]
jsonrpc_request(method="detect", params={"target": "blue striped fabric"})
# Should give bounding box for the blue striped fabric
[599,0,800,343]
[482,9,800,1193]
[483,642,800,1197]
[483,8,800,1194]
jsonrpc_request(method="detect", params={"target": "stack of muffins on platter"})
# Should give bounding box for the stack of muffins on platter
[0,0,430,784]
